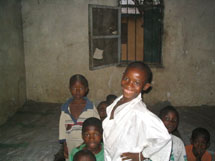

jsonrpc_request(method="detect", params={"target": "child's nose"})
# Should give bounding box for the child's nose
[89,134,95,140]
[76,88,80,93]
[126,80,133,87]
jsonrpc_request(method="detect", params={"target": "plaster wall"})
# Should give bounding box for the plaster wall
[22,0,215,106]
[0,0,26,125]
[145,0,215,106]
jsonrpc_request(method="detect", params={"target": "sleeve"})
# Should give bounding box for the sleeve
[59,111,66,143]
[140,113,172,161]
[178,139,187,161]
[92,105,100,119]
[104,146,112,161]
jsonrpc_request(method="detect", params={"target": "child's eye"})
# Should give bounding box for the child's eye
[123,77,129,81]
[164,117,170,121]
[173,119,177,122]
[134,81,141,86]
[84,133,90,137]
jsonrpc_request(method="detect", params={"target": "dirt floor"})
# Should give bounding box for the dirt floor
[0,101,214,161]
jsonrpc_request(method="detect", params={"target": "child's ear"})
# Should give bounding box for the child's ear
[143,83,151,91]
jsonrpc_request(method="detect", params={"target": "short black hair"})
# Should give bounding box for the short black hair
[126,61,152,83]
[106,94,117,105]
[69,74,88,88]
[97,101,108,110]
[159,106,181,137]
[191,127,210,144]
[73,149,96,161]
[159,106,179,123]
[82,117,103,134]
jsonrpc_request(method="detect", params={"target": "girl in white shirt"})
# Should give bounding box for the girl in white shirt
[159,106,187,161]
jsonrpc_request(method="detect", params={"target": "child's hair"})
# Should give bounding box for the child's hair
[159,105,181,137]
[126,61,153,83]
[159,105,179,123]
[69,74,88,88]
[73,149,96,161]
[106,94,117,105]
[97,101,108,109]
[82,117,103,134]
[191,127,210,144]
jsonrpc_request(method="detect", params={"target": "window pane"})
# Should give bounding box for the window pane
[92,38,119,68]
[89,5,121,70]
[92,8,118,36]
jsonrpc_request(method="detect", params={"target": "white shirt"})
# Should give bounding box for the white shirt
[103,94,172,161]
[170,135,187,161]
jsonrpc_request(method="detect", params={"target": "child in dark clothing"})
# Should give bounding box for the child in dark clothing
[185,127,212,161]
[73,150,96,161]
[106,94,117,105]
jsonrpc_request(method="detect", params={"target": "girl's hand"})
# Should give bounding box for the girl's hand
[63,142,69,159]
[192,147,205,161]
[120,152,144,161]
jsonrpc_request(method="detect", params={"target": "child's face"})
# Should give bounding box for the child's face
[82,125,102,152]
[192,136,209,157]
[70,81,88,99]
[161,111,178,133]
[97,103,108,120]
[121,67,150,102]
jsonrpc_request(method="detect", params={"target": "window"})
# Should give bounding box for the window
[88,4,121,70]
[88,1,163,70]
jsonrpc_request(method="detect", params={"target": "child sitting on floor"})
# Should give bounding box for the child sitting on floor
[185,127,212,161]
[159,106,187,161]
[69,117,104,161]
[73,150,96,161]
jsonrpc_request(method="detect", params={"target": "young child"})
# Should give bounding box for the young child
[73,150,96,161]
[159,106,187,161]
[96,101,108,122]
[59,74,99,160]
[185,127,212,161]
[69,117,104,161]
[106,94,117,105]
[103,61,172,161]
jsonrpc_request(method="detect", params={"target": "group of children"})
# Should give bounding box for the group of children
[57,62,212,161]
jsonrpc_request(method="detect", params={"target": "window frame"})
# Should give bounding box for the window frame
[88,4,121,70]
[88,2,163,70]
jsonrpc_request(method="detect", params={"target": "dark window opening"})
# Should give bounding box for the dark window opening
[88,1,163,70]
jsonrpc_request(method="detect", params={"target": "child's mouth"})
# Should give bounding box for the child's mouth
[123,88,134,94]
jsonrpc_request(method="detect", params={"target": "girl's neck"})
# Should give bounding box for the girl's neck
[72,98,85,103]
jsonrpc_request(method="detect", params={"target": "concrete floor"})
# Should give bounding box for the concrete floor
[0,101,62,161]
[0,101,214,161]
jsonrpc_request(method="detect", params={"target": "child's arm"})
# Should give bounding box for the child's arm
[64,142,69,159]
[192,148,206,161]
[138,112,172,161]
[59,111,66,143]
